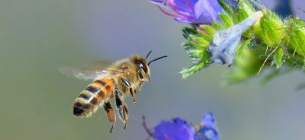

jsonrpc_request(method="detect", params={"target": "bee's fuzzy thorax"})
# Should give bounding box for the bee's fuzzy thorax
[130,55,147,65]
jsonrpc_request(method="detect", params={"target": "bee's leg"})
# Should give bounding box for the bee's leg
[137,81,144,93]
[122,103,129,130]
[103,101,116,133]
[115,88,129,131]
[129,88,136,105]
[137,70,145,94]
[121,78,136,105]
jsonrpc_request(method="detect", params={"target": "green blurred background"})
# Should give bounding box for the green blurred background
[1,0,305,140]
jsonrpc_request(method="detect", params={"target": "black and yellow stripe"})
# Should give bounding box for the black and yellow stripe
[73,78,114,116]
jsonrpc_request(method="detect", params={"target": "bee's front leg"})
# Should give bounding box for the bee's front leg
[115,88,129,131]
[103,101,116,133]
[121,78,136,105]
[129,88,136,105]
[137,81,144,93]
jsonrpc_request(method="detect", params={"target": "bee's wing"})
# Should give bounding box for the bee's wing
[59,60,124,80]
[59,67,110,80]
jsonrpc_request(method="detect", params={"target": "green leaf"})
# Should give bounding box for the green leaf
[180,49,211,78]
[189,36,209,48]
[197,30,213,41]
[219,13,234,28]
[239,0,256,15]
[292,27,305,56]
[201,25,216,35]
[258,10,284,47]
[217,0,234,15]
[236,39,251,57]
[182,27,197,39]
[225,46,261,84]
[273,47,283,69]
[211,22,225,30]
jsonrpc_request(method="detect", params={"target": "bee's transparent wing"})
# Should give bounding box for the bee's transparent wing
[59,60,124,80]
[59,67,110,80]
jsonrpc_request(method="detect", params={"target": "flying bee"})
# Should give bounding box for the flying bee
[60,51,167,133]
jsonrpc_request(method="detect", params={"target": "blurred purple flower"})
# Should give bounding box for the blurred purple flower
[153,117,195,140]
[143,113,220,140]
[150,0,223,23]
[194,113,219,140]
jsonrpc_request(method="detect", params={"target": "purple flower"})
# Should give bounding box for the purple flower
[153,117,195,140]
[150,0,223,23]
[194,113,219,140]
[143,113,220,140]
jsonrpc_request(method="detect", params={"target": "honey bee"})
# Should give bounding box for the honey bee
[60,51,167,133]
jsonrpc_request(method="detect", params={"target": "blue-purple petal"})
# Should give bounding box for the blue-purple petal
[201,113,217,129]
[153,118,195,140]
[195,127,219,140]
[194,113,220,140]
[173,0,197,11]
[194,0,222,23]
[151,0,223,24]
[175,16,194,23]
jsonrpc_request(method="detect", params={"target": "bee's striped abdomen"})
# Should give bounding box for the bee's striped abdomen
[73,78,114,117]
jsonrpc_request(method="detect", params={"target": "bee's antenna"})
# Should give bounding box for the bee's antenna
[146,50,152,59]
[148,55,167,66]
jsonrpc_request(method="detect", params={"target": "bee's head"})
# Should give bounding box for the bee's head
[131,55,150,81]
[131,51,167,82]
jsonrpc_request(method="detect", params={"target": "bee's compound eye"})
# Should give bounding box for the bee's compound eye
[137,70,144,79]
[137,62,144,68]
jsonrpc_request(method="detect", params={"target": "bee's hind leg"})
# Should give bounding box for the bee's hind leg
[115,88,129,131]
[103,101,116,133]
[122,103,129,130]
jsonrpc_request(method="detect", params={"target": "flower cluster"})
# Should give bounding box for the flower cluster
[151,0,305,84]
[143,113,219,140]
